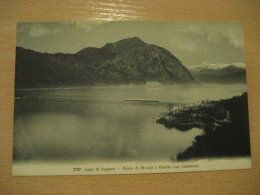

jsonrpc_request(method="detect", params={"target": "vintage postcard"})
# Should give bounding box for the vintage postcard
[13,21,251,176]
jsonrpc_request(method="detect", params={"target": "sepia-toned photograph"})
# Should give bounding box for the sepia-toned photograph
[13,21,251,176]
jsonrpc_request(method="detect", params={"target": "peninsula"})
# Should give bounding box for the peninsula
[157,93,251,160]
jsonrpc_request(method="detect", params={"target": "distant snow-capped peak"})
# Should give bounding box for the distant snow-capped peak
[188,63,246,71]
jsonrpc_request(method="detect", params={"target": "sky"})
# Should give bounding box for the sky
[16,21,245,66]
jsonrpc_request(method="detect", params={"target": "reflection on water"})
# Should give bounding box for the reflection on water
[14,101,202,162]
[14,84,246,162]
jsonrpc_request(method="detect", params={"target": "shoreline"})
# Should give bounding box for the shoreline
[156,93,251,161]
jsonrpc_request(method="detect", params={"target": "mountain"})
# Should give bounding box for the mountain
[188,62,245,71]
[15,37,194,88]
[188,64,246,83]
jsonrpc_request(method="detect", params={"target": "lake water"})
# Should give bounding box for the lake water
[14,84,247,163]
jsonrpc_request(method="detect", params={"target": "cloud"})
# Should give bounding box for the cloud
[17,21,106,38]
[17,23,62,37]
[63,21,107,33]
[169,21,244,48]
[222,23,244,48]
[167,35,202,53]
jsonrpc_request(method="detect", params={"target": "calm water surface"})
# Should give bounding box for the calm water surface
[14,84,247,162]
